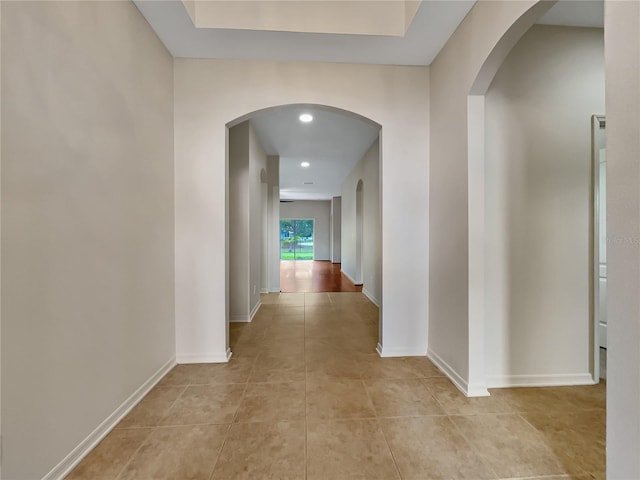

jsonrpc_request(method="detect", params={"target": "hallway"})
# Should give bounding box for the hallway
[67,293,605,480]
[280,260,363,293]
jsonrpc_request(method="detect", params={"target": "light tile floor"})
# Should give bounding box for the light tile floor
[67,292,606,480]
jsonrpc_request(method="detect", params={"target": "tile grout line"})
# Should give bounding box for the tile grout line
[112,382,189,480]
[366,387,404,479]
[206,422,234,480]
[111,429,154,480]
[516,413,593,478]
[304,294,308,480]
[447,414,501,480]
[360,377,404,480]
[157,383,190,425]
[207,351,256,480]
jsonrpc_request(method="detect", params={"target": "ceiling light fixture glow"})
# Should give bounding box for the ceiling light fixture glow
[299,113,313,123]
[300,161,310,168]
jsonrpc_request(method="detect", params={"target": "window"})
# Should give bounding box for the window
[280,219,314,260]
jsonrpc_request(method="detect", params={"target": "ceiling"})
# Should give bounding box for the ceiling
[537,0,604,28]
[133,0,476,66]
[181,0,421,37]
[250,106,380,200]
[133,0,604,201]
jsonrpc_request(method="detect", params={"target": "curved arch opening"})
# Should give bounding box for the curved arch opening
[465,0,605,394]
[226,103,383,356]
[469,2,556,96]
[226,103,382,130]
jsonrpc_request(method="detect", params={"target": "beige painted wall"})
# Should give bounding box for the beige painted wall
[341,138,382,306]
[267,156,281,293]
[604,1,640,477]
[249,123,268,311]
[229,121,268,321]
[1,2,174,479]
[429,0,640,471]
[228,122,250,320]
[331,196,342,263]
[174,59,429,360]
[484,25,604,384]
[428,0,547,392]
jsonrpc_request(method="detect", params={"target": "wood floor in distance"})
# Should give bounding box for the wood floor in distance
[280,260,362,293]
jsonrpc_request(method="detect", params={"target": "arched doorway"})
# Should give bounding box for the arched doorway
[450,2,638,476]
[463,1,604,394]
[465,1,560,395]
[174,62,430,366]
[226,104,382,353]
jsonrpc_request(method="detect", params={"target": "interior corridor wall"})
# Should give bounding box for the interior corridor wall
[428,0,545,391]
[175,59,429,360]
[249,122,268,314]
[484,25,604,385]
[280,200,331,261]
[267,156,281,293]
[605,1,640,476]
[331,197,342,263]
[342,139,382,306]
[228,122,250,320]
[1,2,175,478]
[229,121,268,321]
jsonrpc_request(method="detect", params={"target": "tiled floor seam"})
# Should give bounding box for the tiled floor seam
[229,361,255,425]
[447,414,502,480]
[206,423,234,480]
[362,378,404,480]
[207,363,254,480]
[304,295,309,480]
[516,413,597,479]
[429,387,502,480]
[112,383,188,480]
[157,384,189,425]
[111,429,155,480]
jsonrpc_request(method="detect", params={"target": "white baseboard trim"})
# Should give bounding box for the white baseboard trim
[340,269,362,286]
[260,288,269,294]
[177,349,232,364]
[467,382,491,397]
[250,300,262,321]
[599,322,607,348]
[486,372,596,388]
[362,288,380,307]
[43,357,176,480]
[377,345,427,357]
[427,348,489,397]
[231,301,262,323]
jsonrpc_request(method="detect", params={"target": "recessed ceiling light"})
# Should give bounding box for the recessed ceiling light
[299,113,313,123]
[300,161,310,168]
